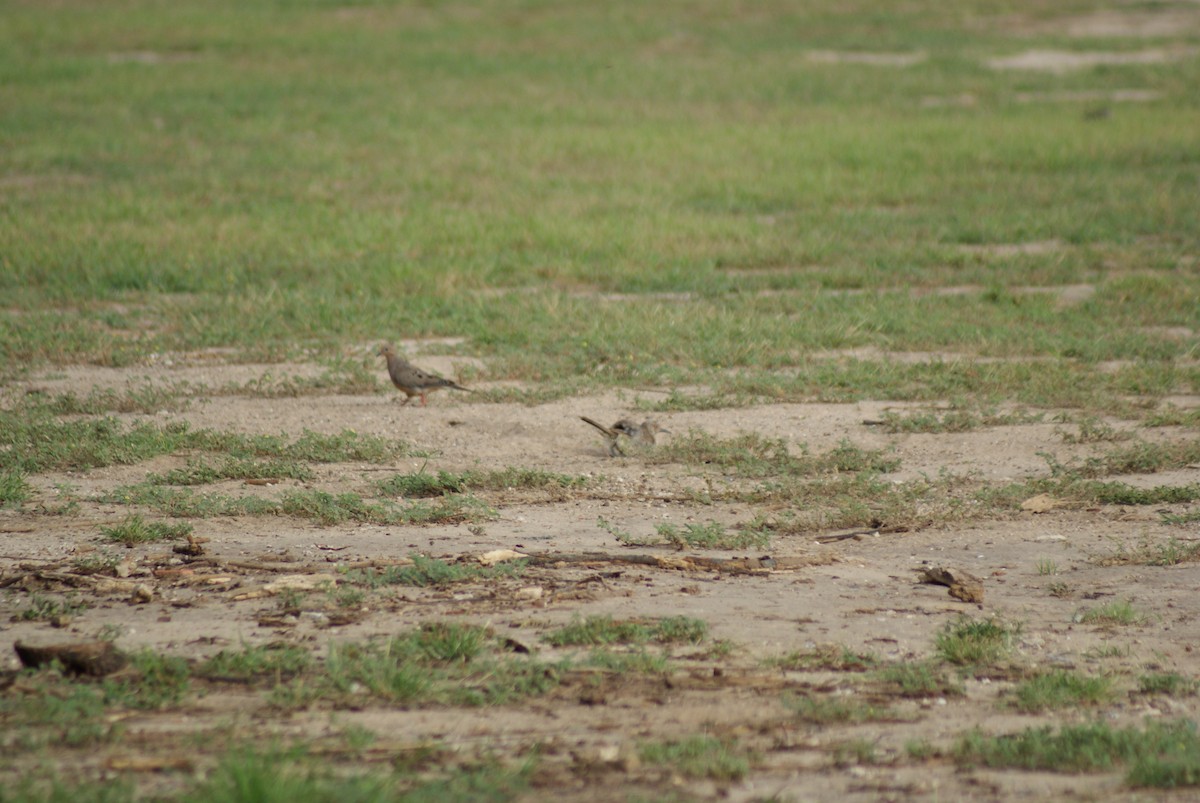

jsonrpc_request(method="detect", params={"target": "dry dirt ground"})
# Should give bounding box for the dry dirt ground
[2,348,1199,802]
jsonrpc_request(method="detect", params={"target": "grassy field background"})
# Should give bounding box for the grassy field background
[2,0,1197,407]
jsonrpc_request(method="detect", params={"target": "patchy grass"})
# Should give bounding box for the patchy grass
[0,470,32,509]
[1035,558,1059,576]
[14,593,90,622]
[1138,673,1198,697]
[102,485,490,526]
[638,736,753,781]
[1098,536,1200,567]
[604,518,771,550]
[376,467,585,498]
[199,644,314,683]
[876,406,1043,434]
[0,404,407,475]
[273,625,564,709]
[876,662,965,699]
[650,433,899,478]
[955,720,1200,788]
[786,693,898,725]
[149,458,315,485]
[935,617,1020,668]
[1008,670,1114,713]
[766,644,879,673]
[544,615,708,647]
[100,514,192,545]
[1076,600,1148,627]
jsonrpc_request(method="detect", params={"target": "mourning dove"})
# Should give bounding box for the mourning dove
[580,416,669,457]
[379,344,473,406]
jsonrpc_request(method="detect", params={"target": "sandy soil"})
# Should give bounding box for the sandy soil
[3,348,1199,801]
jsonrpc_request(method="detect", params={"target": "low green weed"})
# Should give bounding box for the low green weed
[544,615,707,647]
[638,735,752,781]
[1076,600,1147,627]
[1009,670,1114,713]
[100,514,192,545]
[935,617,1019,667]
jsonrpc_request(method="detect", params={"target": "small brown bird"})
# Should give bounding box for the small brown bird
[378,344,473,406]
[580,416,669,457]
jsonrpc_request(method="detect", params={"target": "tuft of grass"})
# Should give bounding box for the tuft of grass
[0,469,32,508]
[766,644,878,673]
[638,736,752,781]
[877,406,1043,434]
[149,457,314,485]
[0,679,117,749]
[1009,670,1114,713]
[649,432,898,478]
[935,616,1020,667]
[100,514,192,545]
[1138,673,1198,697]
[181,747,394,803]
[1076,600,1148,627]
[1058,417,1131,444]
[199,643,314,683]
[1150,537,1200,565]
[876,661,964,698]
[102,650,191,711]
[16,593,89,621]
[655,520,771,550]
[72,550,122,576]
[585,649,670,674]
[377,467,585,497]
[785,693,896,725]
[276,626,563,709]
[544,615,707,647]
[1035,558,1058,576]
[102,485,491,525]
[832,739,879,768]
[955,719,1200,788]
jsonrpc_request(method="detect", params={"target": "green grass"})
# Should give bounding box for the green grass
[0,470,32,508]
[100,514,192,545]
[935,616,1020,667]
[544,615,707,647]
[876,406,1044,434]
[955,719,1200,787]
[0,0,1195,428]
[275,625,564,709]
[101,485,490,525]
[1077,599,1148,627]
[785,693,897,725]
[766,644,879,673]
[199,643,314,683]
[876,661,964,698]
[181,747,532,803]
[15,593,89,622]
[637,736,752,781]
[1008,670,1114,713]
[376,467,585,497]
[149,457,315,485]
[1139,673,1198,697]
[0,403,407,475]
[650,433,899,478]
[604,517,772,549]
